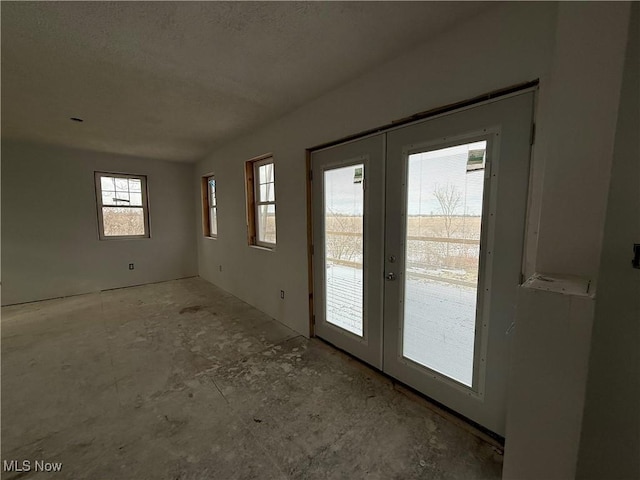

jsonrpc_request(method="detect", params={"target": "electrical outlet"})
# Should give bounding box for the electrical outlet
[280,290,285,299]
[128,263,134,270]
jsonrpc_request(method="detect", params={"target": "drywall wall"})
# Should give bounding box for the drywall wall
[507,286,595,479]
[576,5,640,478]
[503,3,631,479]
[196,2,558,336]
[2,141,197,305]
[533,3,632,280]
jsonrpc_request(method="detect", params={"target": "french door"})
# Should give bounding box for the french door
[312,92,534,435]
[312,134,385,368]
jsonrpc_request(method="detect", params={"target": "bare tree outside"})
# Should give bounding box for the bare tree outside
[433,183,462,257]
[433,183,462,237]
[323,182,481,282]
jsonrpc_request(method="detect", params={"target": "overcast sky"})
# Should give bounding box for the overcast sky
[324,141,486,217]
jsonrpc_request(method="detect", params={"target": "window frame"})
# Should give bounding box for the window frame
[201,174,218,238]
[245,155,276,249]
[94,171,150,240]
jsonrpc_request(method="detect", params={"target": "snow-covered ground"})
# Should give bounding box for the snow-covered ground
[325,264,476,386]
[325,264,364,336]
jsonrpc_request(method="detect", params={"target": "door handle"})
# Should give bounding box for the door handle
[385,272,396,281]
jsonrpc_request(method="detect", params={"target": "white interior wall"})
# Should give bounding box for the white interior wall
[196,2,558,336]
[1,141,197,305]
[503,3,631,479]
[576,4,640,478]
[533,3,632,280]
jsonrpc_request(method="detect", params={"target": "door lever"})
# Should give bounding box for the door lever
[385,272,396,281]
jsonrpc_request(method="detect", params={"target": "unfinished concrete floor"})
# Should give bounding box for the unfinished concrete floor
[1,278,502,479]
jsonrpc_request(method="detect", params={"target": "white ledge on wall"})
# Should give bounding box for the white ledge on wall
[250,244,275,253]
[521,273,594,298]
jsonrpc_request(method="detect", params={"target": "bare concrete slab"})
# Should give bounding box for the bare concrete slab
[1,278,502,479]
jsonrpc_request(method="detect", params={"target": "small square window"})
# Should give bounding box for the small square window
[202,174,218,237]
[95,172,150,239]
[245,156,276,248]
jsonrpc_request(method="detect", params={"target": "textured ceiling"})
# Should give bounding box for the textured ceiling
[1,2,493,162]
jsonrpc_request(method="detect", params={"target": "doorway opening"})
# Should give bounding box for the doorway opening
[308,87,535,436]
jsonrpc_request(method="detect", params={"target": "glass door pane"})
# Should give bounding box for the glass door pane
[403,141,487,386]
[324,164,365,336]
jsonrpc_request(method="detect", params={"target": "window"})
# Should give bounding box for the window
[95,172,149,239]
[201,174,218,237]
[246,156,276,247]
